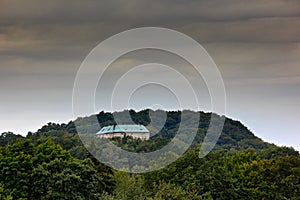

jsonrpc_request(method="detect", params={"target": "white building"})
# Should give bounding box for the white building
[96,124,150,140]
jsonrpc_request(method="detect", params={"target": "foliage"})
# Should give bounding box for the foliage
[0,132,24,146]
[143,147,300,200]
[0,110,299,199]
[0,139,114,200]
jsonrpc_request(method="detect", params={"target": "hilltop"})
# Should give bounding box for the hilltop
[1,109,295,153]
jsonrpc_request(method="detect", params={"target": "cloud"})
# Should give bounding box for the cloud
[179,17,300,43]
[1,0,299,86]
[0,0,299,46]
[0,0,299,24]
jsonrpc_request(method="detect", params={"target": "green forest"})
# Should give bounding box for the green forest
[0,110,299,199]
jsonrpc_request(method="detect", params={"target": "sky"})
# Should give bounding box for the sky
[0,0,299,150]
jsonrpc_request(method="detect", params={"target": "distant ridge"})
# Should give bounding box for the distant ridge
[1,109,296,153]
[73,109,273,151]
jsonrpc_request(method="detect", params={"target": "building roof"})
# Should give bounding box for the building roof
[97,124,149,135]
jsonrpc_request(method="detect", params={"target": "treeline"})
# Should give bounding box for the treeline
[0,110,299,199]
[0,134,299,199]
[108,136,300,199]
[75,109,273,151]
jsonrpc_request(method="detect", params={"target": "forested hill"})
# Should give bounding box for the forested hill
[56,109,273,151]
[0,109,295,152]
[1,110,299,199]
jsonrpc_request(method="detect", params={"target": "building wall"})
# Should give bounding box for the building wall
[126,132,150,140]
[97,132,150,140]
[98,132,125,139]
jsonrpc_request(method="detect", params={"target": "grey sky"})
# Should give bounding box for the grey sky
[0,0,299,150]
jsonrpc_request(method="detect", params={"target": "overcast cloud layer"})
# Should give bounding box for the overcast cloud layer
[0,0,299,150]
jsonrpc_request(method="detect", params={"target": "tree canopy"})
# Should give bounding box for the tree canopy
[0,109,299,199]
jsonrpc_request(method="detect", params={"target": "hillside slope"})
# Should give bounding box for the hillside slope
[73,109,273,151]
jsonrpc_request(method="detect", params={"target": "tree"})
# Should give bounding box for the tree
[0,138,113,199]
[0,132,24,146]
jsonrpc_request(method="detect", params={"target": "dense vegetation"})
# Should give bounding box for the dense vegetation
[0,110,299,199]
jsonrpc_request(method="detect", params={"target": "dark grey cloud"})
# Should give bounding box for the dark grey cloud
[1,0,299,24]
[0,0,299,47]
